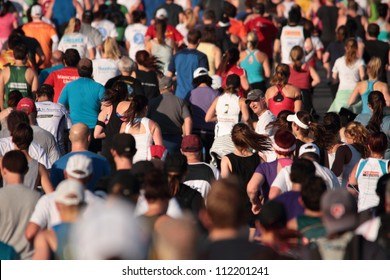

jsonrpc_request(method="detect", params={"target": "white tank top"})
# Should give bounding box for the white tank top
[125,117,153,163]
[355,158,389,212]
[215,93,240,137]
[280,25,305,64]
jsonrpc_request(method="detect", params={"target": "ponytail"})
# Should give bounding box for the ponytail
[367,91,385,133]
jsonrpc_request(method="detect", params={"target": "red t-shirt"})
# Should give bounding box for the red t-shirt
[145,24,183,43]
[44,67,79,103]
[288,64,311,90]
[245,16,278,60]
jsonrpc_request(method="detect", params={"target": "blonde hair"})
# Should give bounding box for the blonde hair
[367,57,382,79]
[102,37,121,60]
[344,121,370,158]
[246,32,258,50]
[184,9,196,30]
[345,38,358,66]
[64,18,80,34]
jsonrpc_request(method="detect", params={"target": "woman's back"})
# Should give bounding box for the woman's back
[266,84,297,117]
[125,117,153,163]
[288,64,310,90]
[135,69,160,100]
[215,93,241,137]
[150,39,172,75]
[333,56,364,90]
[239,49,264,84]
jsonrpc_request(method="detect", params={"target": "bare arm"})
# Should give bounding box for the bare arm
[240,72,250,91]
[220,156,232,178]
[381,84,390,107]
[94,109,109,139]
[38,164,54,194]
[32,231,53,260]
[247,173,265,214]
[150,120,163,145]
[293,88,303,112]
[183,116,192,136]
[239,98,250,124]
[205,97,218,123]
[268,186,282,200]
[358,65,365,81]
[260,53,271,78]
[309,66,320,88]
[25,222,41,242]
[348,82,362,106]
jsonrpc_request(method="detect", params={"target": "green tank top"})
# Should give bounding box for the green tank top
[4,66,32,108]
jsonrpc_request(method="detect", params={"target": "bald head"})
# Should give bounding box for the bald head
[69,123,90,145]
[51,50,64,65]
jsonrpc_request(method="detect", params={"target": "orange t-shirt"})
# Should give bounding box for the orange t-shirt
[229,18,247,40]
[22,22,57,69]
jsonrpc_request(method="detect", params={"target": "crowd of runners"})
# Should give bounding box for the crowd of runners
[0,0,390,260]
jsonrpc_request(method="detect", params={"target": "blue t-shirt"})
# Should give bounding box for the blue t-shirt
[168,48,208,100]
[142,0,166,25]
[50,151,111,191]
[0,242,19,260]
[39,64,65,86]
[52,0,76,29]
[58,77,105,128]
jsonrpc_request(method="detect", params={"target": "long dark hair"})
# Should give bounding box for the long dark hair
[123,94,148,126]
[217,48,240,76]
[135,50,163,76]
[367,91,386,133]
[231,123,272,152]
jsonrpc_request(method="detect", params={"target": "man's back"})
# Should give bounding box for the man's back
[58,77,105,128]
[0,184,40,259]
[44,67,79,103]
[168,48,208,100]
[50,151,111,191]
[35,101,72,154]
[148,93,190,135]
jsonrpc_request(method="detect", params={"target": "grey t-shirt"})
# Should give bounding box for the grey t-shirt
[147,92,191,135]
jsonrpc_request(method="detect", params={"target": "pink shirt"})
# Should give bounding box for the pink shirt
[0,13,16,39]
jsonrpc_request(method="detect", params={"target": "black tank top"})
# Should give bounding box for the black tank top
[101,102,123,161]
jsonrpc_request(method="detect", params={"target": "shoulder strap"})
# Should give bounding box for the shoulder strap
[378,159,388,175]
[356,159,368,179]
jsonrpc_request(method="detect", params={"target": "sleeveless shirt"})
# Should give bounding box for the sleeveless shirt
[4,66,32,108]
[361,80,377,114]
[240,50,264,84]
[215,93,241,137]
[356,158,389,212]
[125,117,153,163]
[267,85,295,117]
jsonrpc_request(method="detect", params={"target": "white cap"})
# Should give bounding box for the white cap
[65,154,93,179]
[193,67,208,79]
[299,143,320,157]
[155,8,168,20]
[55,179,85,206]
[287,113,309,129]
[211,75,222,90]
[31,4,42,18]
